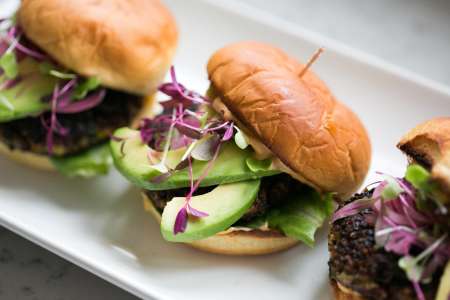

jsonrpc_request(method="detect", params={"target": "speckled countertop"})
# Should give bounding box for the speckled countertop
[0,229,135,300]
[1,1,449,300]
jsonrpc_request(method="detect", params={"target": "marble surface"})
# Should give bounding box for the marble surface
[1,1,449,300]
[0,228,136,300]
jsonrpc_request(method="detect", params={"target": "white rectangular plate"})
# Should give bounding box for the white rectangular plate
[1,1,449,299]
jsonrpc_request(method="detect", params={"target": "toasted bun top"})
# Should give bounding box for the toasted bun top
[398,117,450,196]
[18,0,178,95]
[207,41,371,196]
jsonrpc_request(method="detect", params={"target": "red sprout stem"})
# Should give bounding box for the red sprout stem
[169,66,208,105]
[6,27,46,60]
[14,42,46,60]
[58,79,77,97]
[187,153,194,192]
[412,281,425,300]
[0,76,22,90]
[57,89,105,114]
[202,121,230,134]
[186,142,221,200]
[6,26,16,39]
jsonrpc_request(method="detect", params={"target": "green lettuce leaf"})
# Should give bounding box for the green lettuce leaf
[51,143,112,178]
[267,187,334,247]
[405,164,430,191]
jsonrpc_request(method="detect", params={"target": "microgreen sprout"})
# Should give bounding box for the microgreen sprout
[332,165,450,299]
[125,66,242,234]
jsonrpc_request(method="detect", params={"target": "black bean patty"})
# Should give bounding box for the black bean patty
[0,90,142,156]
[145,173,301,222]
[328,191,441,300]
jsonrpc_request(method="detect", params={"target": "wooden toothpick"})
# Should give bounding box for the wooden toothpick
[298,47,324,78]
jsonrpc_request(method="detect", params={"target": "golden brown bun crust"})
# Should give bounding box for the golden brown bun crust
[141,192,298,255]
[18,0,178,95]
[207,41,371,196]
[330,280,366,300]
[397,117,450,196]
[0,96,154,171]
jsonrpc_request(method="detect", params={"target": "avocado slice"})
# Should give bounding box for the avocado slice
[161,180,261,242]
[0,58,57,121]
[436,262,450,300]
[110,127,279,190]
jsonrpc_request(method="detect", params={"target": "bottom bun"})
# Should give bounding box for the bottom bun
[141,192,299,255]
[0,95,155,172]
[0,141,55,171]
[330,280,365,300]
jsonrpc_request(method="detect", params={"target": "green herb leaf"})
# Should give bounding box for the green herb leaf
[381,175,404,200]
[51,143,112,178]
[246,157,272,172]
[0,52,18,79]
[234,127,248,149]
[267,188,334,247]
[405,164,436,209]
[405,164,430,190]
[73,77,101,100]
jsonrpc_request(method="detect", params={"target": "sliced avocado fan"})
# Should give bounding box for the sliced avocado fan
[0,58,58,121]
[110,127,279,190]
